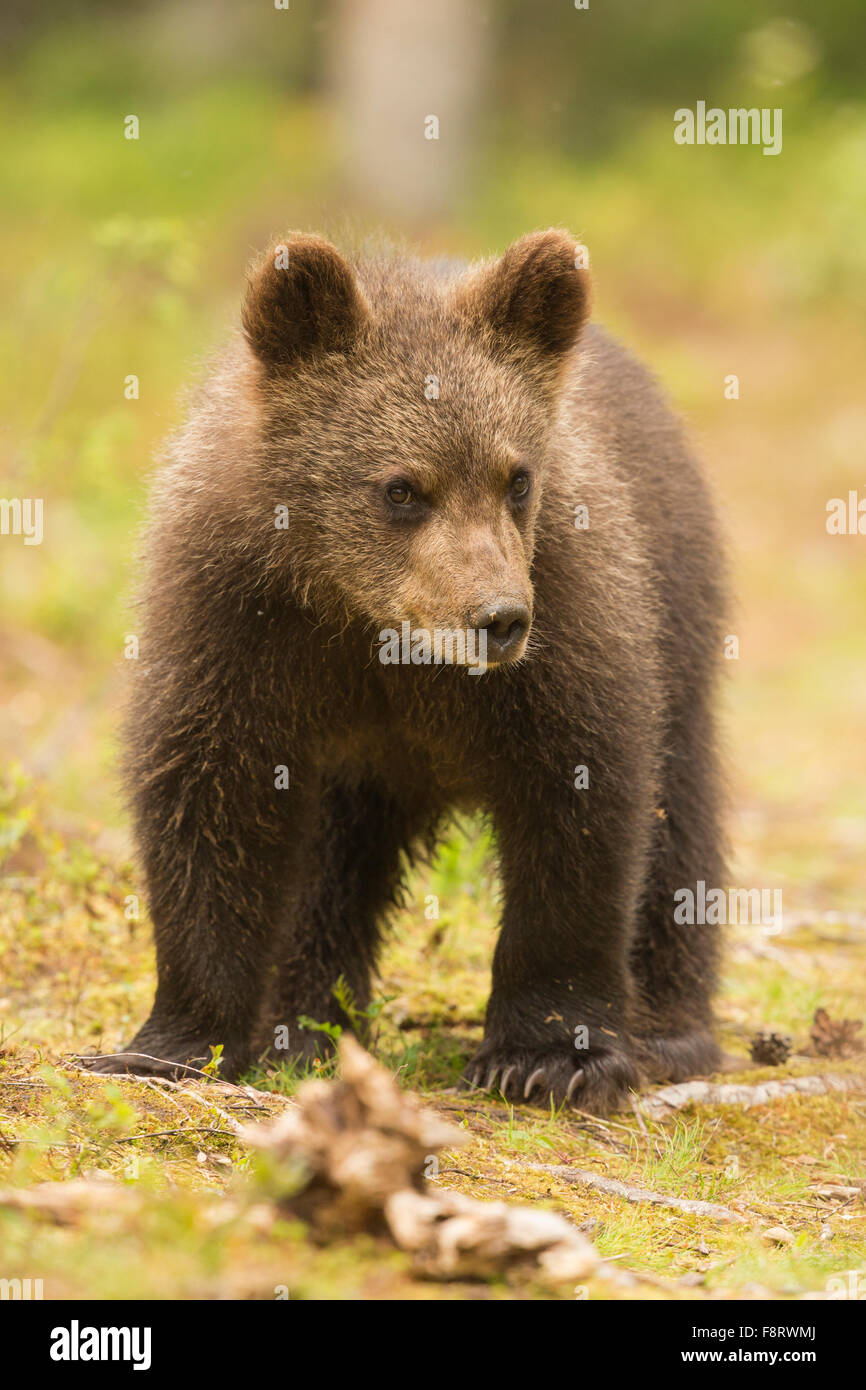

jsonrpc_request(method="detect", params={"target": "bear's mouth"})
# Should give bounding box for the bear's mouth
[374,617,531,675]
[482,630,530,666]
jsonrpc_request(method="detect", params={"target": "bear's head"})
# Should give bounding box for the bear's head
[242,230,590,666]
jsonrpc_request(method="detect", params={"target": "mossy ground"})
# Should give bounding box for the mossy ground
[2,15,865,1300]
[1,783,863,1300]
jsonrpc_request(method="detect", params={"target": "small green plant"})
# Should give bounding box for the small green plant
[299,976,396,1052]
[295,1015,343,1047]
[201,1044,224,1079]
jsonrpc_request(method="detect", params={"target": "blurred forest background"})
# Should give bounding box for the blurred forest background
[1,0,865,1016]
[1,0,865,1302]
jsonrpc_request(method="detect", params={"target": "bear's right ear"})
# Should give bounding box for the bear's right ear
[242,235,370,369]
[456,229,590,367]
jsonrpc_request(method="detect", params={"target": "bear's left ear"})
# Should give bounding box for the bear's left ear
[456,229,590,365]
[242,235,370,369]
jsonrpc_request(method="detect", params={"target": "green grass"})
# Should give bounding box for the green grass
[2,20,865,1300]
[1,771,864,1299]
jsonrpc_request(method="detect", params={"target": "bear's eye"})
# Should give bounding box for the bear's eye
[510,471,530,499]
[386,481,413,506]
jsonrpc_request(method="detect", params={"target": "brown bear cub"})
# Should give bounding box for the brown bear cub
[86,229,726,1114]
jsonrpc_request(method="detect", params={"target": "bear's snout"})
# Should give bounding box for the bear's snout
[471,597,532,663]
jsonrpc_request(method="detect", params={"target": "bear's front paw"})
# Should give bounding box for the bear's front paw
[462,1042,640,1116]
[77,1049,209,1080]
[76,1034,249,1081]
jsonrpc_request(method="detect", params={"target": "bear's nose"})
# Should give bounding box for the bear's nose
[472,600,531,658]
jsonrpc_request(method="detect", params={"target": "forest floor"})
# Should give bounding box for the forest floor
[2,62,865,1300]
[1,782,864,1301]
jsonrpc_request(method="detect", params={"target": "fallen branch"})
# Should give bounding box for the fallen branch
[0,1180,142,1222]
[69,1052,240,1088]
[178,1088,247,1134]
[113,1127,230,1144]
[513,1162,747,1223]
[639,1073,865,1120]
[241,1037,600,1284]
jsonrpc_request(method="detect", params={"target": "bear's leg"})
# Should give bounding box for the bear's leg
[466,757,650,1116]
[82,700,306,1081]
[629,694,724,1082]
[257,777,434,1065]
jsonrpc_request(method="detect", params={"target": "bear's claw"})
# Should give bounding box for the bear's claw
[523,1065,547,1099]
[566,1068,585,1102]
[461,1043,639,1115]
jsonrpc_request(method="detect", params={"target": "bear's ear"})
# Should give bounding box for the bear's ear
[457,229,590,364]
[242,235,370,369]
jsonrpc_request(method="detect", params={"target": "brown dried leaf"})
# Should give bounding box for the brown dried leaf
[808,1008,863,1059]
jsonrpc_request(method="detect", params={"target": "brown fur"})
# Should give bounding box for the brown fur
[85,229,727,1115]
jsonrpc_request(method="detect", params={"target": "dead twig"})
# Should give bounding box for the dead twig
[435,1166,510,1185]
[511,1161,748,1224]
[639,1073,865,1120]
[113,1127,232,1144]
[178,1087,245,1133]
[68,1053,256,1097]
